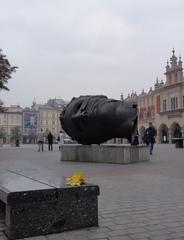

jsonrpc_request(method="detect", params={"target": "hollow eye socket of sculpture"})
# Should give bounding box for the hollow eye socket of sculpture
[75,103,82,112]
[132,104,137,108]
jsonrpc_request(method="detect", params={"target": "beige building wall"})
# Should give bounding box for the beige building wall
[32,99,65,140]
[0,99,65,143]
[39,107,58,137]
[0,105,23,143]
[136,49,184,143]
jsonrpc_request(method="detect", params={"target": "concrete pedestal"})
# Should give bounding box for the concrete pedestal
[0,171,99,240]
[61,144,150,164]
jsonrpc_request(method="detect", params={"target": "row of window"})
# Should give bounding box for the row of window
[139,97,154,108]
[0,114,21,119]
[0,120,21,125]
[40,120,56,125]
[1,121,57,128]
[162,96,184,111]
[40,113,57,119]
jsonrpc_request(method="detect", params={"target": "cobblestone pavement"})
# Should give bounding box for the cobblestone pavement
[1,144,184,240]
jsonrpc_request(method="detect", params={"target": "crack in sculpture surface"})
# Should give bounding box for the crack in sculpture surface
[60,95,138,145]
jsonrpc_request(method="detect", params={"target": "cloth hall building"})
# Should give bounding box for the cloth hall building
[128,49,184,143]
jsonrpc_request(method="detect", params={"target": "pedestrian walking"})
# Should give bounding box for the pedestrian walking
[144,122,157,155]
[37,128,44,152]
[133,130,139,145]
[58,130,64,160]
[47,132,53,151]
[142,131,149,146]
[58,130,64,150]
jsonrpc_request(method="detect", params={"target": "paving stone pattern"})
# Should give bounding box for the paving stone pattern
[0,144,184,239]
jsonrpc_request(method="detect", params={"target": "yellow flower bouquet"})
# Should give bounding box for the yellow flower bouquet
[66,171,87,186]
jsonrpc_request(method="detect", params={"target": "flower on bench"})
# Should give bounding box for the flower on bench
[66,171,87,186]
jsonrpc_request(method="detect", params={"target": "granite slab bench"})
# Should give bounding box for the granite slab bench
[0,170,99,240]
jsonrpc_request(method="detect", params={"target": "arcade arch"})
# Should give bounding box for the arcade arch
[158,124,169,143]
[170,122,182,142]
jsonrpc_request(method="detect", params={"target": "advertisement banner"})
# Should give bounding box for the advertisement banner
[23,111,40,135]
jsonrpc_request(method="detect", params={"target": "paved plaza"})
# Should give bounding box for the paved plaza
[1,144,184,240]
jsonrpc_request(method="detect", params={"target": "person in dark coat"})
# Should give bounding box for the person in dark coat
[133,130,139,145]
[145,122,157,155]
[142,131,149,146]
[47,132,53,151]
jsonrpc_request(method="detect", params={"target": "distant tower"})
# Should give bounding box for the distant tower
[178,55,183,82]
[166,60,170,72]
[165,48,183,85]
[32,99,36,110]
[154,77,159,89]
[170,48,177,69]
[33,99,36,105]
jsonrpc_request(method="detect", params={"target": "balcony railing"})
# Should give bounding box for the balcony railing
[159,108,184,118]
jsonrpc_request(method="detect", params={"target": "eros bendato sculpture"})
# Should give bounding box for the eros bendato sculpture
[60,95,138,145]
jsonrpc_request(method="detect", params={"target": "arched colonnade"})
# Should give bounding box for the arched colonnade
[139,122,184,143]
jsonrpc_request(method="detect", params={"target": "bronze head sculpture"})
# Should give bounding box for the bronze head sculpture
[60,95,138,145]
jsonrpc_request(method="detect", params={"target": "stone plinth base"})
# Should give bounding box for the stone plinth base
[0,170,99,240]
[6,185,99,240]
[61,144,150,164]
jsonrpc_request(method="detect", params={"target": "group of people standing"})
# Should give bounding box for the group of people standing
[37,129,64,152]
[37,123,156,155]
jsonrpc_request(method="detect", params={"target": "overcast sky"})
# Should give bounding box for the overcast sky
[1,0,184,107]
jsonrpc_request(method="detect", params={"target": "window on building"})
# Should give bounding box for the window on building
[147,107,151,118]
[169,75,172,83]
[163,100,167,112]
[183,96,184,108]
[156,95,160,113]
[144,111,147,119]
[175,73,177,82]
[171,97,178,110]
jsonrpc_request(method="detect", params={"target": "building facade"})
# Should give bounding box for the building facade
[31,98,66,141]
[0,105,23,143]
[0,98,66,143]
[134,49,184,143]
